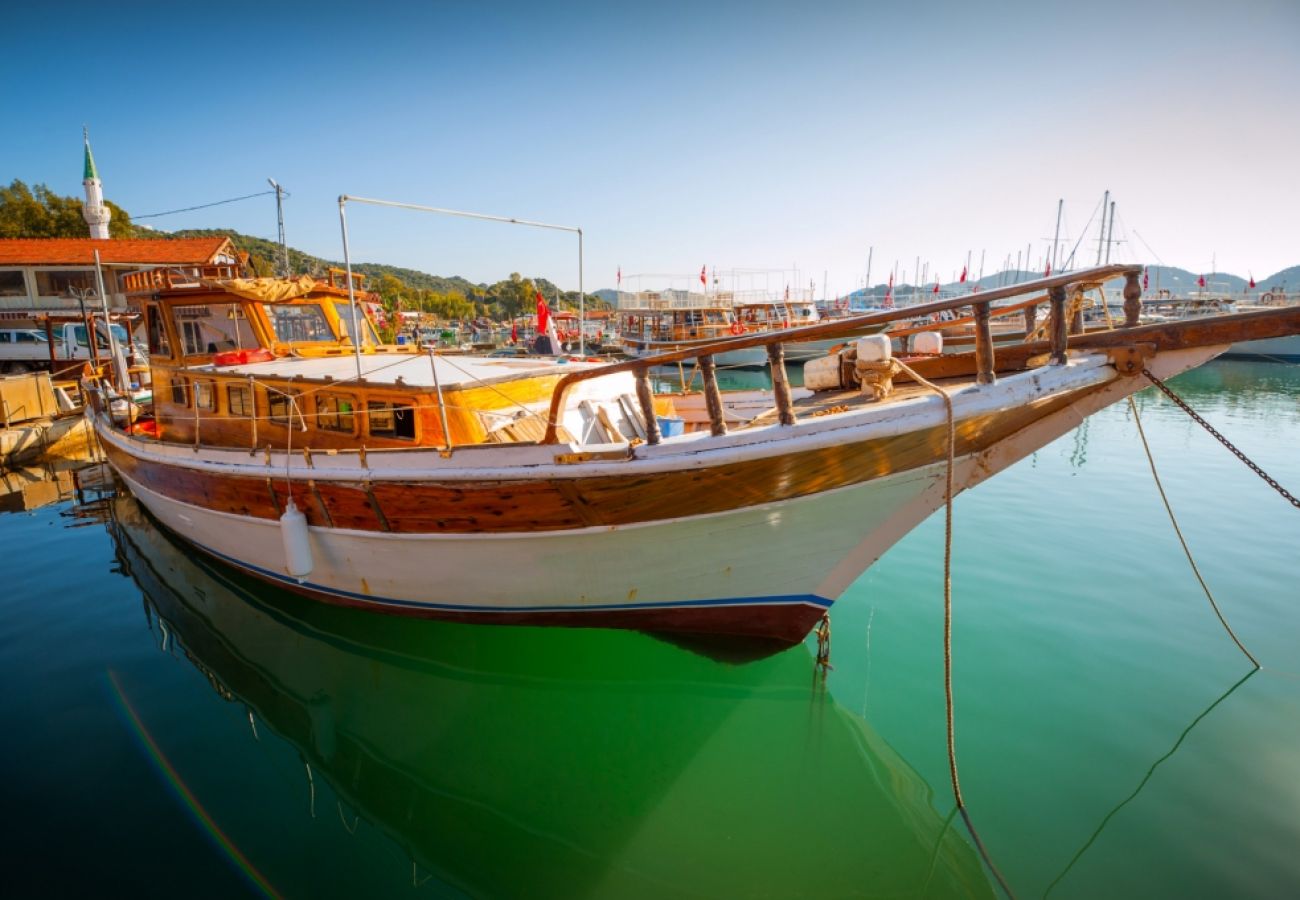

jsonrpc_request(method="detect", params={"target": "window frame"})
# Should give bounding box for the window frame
[367,400,417,441]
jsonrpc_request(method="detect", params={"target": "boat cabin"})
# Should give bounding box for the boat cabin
[619,307,738,347]
[118,269,653,452]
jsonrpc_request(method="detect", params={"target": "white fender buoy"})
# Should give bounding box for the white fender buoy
[856,334,892,362]
[911,331,943,355]
[280,497,313,582]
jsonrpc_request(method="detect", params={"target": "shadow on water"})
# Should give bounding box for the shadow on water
[105,492,997,898]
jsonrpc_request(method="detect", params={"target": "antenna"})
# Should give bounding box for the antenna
[267,179,289,277]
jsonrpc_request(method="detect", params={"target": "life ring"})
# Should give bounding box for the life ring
[212,348,275,366]
[729,322,745,336]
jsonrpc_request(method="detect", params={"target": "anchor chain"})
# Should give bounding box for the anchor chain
[1143,368,1300,510]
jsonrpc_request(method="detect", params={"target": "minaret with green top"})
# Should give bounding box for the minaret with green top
[82,126,111,239]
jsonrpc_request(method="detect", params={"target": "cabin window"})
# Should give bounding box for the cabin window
[316,394,356,433]
[267,390,301,426]
[0,271,26,297]
[194,380,216,411]
[268,304,334,343]
[368,401,416,440]
[332,301,381,346]
[147,305,172,357]
[173,303,256,355]
[171,378,190,407]
[228,384,252,418]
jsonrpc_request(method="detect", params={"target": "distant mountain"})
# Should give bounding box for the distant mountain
[1260,266,1299,290]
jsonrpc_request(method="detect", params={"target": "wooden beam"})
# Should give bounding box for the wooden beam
[768,343,796,426]
[1049,285,1068,365]
[973,301,996,385]
[699,355,727,436]
[1123,271,1142,327]
[634,369,661,445]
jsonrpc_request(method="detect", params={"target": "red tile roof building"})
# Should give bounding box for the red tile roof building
[0,237,234,266]
[0,237,239,320]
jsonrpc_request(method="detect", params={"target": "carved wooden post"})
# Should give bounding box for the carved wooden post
[1123,270,1142,327]
[768,343,796,426]
[699,354,728,436]
[973,301,996,384]
[634,368,661,445]
[1023,301,1037,336]
[1069,287,1084,335]
[1049,285,1068,365]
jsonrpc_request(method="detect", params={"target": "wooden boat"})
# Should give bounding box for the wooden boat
[88,262,1300,644]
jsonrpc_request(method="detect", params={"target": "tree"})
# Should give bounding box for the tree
[486,272,536,320]
[0,179,135,238]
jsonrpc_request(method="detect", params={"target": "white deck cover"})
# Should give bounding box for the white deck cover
[196,352,602,388]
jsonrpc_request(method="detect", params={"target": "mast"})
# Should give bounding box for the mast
[1104,201,1117,264]
[268,179,289,276]
[1095,190,1110,265]
[1051,198,1063,272]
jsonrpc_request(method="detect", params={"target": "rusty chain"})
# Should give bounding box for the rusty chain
[1143,368,1300,510]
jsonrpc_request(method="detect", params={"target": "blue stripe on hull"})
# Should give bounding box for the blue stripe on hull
[193,538,833,617]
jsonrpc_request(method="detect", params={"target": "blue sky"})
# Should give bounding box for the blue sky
[3,0,1297,293]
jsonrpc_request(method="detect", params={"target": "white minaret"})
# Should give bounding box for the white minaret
[82,127,111,239]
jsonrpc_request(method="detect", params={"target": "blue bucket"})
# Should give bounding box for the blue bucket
[656,416,685,437]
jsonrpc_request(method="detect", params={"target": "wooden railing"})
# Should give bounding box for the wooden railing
[122,265,243,293]
[542,264,1143,444]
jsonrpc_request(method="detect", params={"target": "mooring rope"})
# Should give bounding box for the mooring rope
[892,359,1017,900]
[1127,392,1261,668]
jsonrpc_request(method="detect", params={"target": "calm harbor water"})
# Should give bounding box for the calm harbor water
[2,359,1297,898]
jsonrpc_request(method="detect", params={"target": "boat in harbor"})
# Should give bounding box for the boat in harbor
[617,287,847,367]
[86,259,1300,644]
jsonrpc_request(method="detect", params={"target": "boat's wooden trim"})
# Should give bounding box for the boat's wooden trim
[100,380,1102,534]
[898,304,1300,383]
[544,264,1142,441]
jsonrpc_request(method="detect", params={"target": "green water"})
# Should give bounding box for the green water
[2,360,1298,898]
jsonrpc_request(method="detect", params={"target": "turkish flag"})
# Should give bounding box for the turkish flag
[1045,261,1051,277]
[535,290,550,332]
[1198,275,1206,288]
[959,266,967,283]
[1143,268,1149,290]
[1249,273,1256,289]
[700,265,707,286]
[932,281,940,294]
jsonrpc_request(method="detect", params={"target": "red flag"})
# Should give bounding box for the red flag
[1197,274,1206,288]
[535,290,550,332]
[700,265,707,286]
[932,281,940,294]
[1044,260,1051,277]
[616,266,621,287]
[1248,273,1256,289]
[510,320,518,343]
[1142,268,1149,290]
[959,266,967,283]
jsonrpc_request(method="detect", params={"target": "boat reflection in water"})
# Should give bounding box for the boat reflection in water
[108,491,994,898]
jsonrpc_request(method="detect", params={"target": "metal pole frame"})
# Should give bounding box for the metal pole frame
[337,194,586,356]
